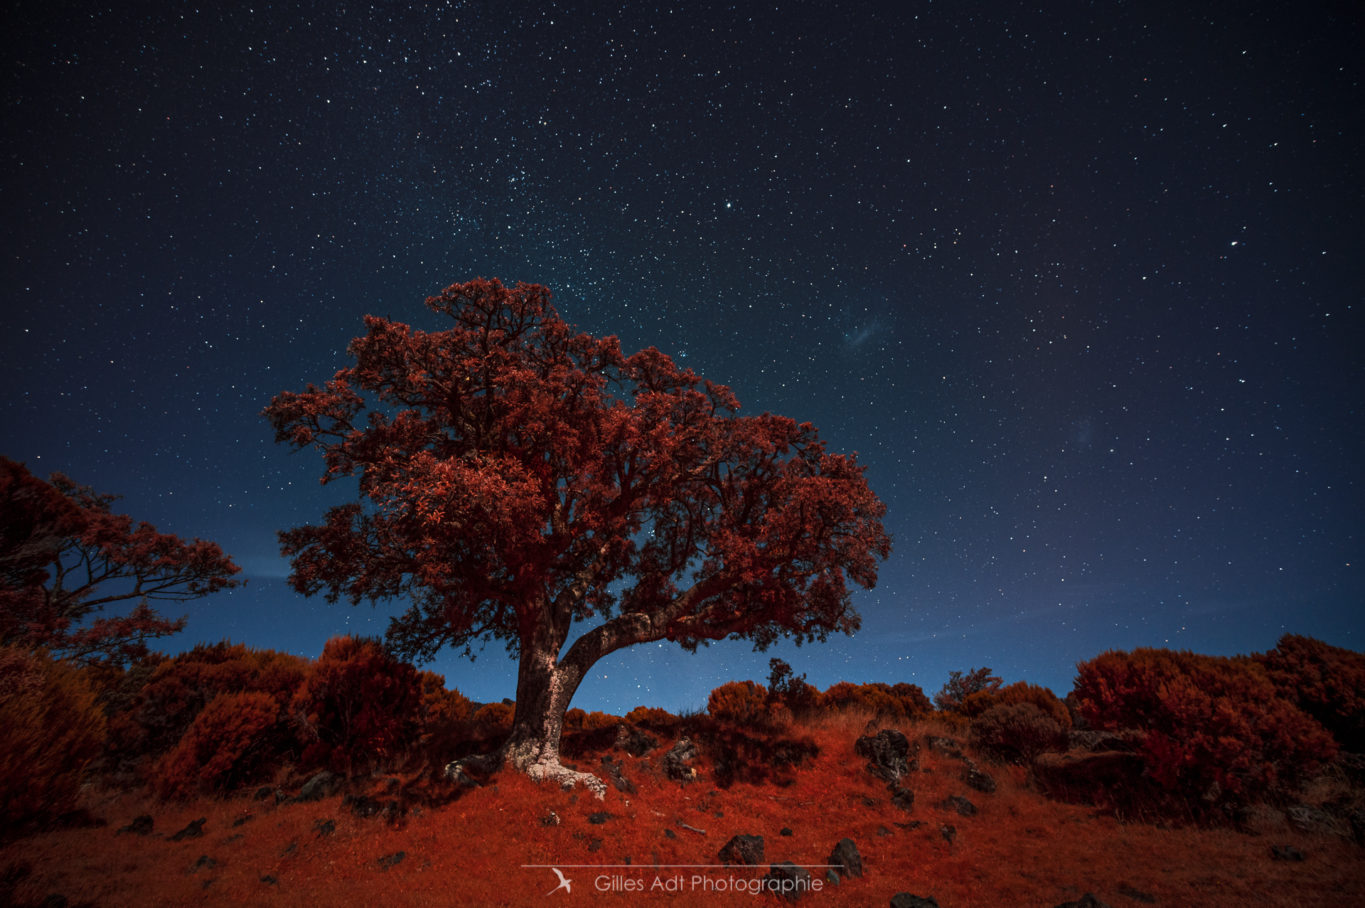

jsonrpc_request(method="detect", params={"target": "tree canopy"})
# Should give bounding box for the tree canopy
[0,457,242,664]
[264,278,890,790]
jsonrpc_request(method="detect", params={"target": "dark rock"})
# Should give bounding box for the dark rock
[192,855,218,872]
[117,814,154,836]
[231,814,254,827]
[296,770,341,803]
[940,824,956,843]
[1117,883,1156,903]
[962,761,996,794]
[942,795,977,817]
[588,811,612,825]
[377,851,406,869]
[890,894,941,908]
[1270,844,1305,861]
[664,737,700,782]
[826,838,863,883]
[718,834,765,866]
[855,729,914,782]
[1032,750,1146,805]
[1287,804,1351,837]
[614,725,659,757]
[314,819,336,837]
[260,875,278,885]
[762,861,814,902]
[925,736,965,759]
[1054,894,1111,908]
[254,786,284,803]
[346,795,384,818]
[541,811,561,827]
[170,818,207,841]
[891,784,916,812]
[600,756,637,794]
[780,827,794,837]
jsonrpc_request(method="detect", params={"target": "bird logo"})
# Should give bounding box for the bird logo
[546,867,572,896]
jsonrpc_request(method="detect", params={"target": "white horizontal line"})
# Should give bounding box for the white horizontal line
[521,864,840,869]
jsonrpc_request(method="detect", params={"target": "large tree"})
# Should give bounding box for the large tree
[264,278,890,794]
[0,457,242,664]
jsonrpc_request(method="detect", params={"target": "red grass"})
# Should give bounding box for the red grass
[5,710,1363,907]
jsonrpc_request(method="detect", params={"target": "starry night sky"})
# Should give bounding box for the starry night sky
[3,2,1361,714]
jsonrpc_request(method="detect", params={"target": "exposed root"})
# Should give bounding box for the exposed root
[444,746,607,800]
[523,757,608,800]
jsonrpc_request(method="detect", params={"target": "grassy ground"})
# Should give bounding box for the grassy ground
[4,710,1362,906]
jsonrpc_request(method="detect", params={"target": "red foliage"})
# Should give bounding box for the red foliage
[0,457,241,665]
[990,681,1072,730]
[819,680,931,720]
[971,702,1069,764]
[154,690,281,798]
[263,278,890,769]
[0,645,107,828]
[1074,648,1338,813]
[1255,634,1365,751]
[934,666,1004,715]
[290,636,425,776]
[707,680,770,725]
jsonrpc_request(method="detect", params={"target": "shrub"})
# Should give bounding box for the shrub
[934,667,1003,716]
[970,702,1068,764]
[155,690,280,798]
[0,646,107,828]
[290,636,425,776]
[1074,648,1337,815]
[1255,634,1365,752]
[470,701,514,738]
[623,705,676,728]
[992,681,1072,730]
[707,680,769,726]
[819,681,930,721]
[766,658,821,716]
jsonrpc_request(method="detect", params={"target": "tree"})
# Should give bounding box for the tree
[0,457,242,665]
[264,278,891,794]
[934,666,1003,714]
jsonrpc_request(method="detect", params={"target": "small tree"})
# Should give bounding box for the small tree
[264,278,890,794]
[934,667,1003,715]
[0,457,242,665]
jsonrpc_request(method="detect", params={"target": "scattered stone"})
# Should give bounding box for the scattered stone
[1032,750,1146,805]
[614,725,659,757]
[891,784,915,812]
[890,894,940,908]
[295,771,341,803]
[231,814,255,828]
[962,760,997,794]
[377,851,406,870]
[170,818,206,841]
[939,824,956,844]
[826,838,863,884]
[1054,894,1111,908]
[718,834,765,866]
[925,736,965,759]
[254,786,284,803]
[600,755,636,794]
[855,729,914,782]
[1270,844,1305,862]
[314,819,336,837]
[664,738,700,782]
[117,815,154,836]
[780,827,794,837]
[541,811,561,827]
[192,855,218,872]
[1117,883,1156,903]
[664,828,677,839]
[1287,805,1351,837]
[762,861,814,903]
[942,795,977,817]
[260,875,278,885]
[588,811,612,825]
[346,795,384,818]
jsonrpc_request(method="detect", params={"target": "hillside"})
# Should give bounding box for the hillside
[5,708,1362,907]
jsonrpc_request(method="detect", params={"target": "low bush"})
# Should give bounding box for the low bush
[1255,634,1365,751]
[154,690,281,798]
[970,702,1068,764]
[0,646,107,829]
[819,680,930,721]
[1074,647,1337,816]
[707,680,769,726]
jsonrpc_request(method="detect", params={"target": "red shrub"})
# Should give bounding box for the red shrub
[290,636,425,776]
[970,702,1069,763]
[934,667,1003,716]
[154,690,280,798]
[0,646,106,828]
[1074,648,1337,814]
[1255,634,1365,751]
[707,680,769,725]
[819,680,930,720]
[623,705,676,728]
[993,681,1072,730]
[470,701,514,738]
